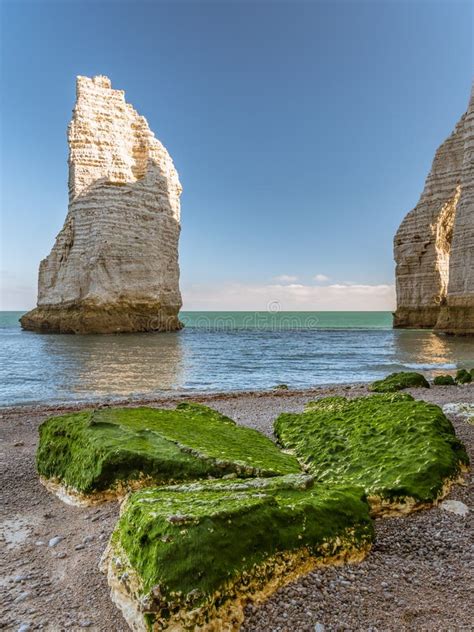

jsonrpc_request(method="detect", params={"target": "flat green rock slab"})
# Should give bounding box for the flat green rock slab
[37,403,300,497]
[103,475,373,631]
[274,394,469,509]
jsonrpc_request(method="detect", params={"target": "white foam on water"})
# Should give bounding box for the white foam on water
[402,363,457,371]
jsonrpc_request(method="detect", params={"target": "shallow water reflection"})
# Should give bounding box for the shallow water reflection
[1,313,473,406]
[35,331,185,400]
[393,330,473,370]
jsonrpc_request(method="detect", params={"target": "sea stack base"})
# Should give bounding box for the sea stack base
[434,303,474,336]
[392,307,441,330]
[20,302,182,334]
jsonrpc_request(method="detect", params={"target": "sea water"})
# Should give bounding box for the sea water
[1,311,473,406]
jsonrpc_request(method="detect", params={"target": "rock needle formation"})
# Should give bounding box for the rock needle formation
[21,75,182,334]
[394,84,474,334]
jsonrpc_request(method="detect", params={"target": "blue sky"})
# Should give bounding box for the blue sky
[1,0,472,310]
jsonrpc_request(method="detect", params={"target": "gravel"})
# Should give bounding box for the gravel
[0,383,472,631]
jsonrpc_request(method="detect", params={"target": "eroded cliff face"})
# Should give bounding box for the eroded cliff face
[394,86,474,335]
[21,75,182,334]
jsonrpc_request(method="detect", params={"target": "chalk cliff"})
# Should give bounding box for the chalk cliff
[21,75,182,334]
[394,85,474,335]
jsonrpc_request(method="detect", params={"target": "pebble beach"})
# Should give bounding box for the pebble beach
[1,383,473,632]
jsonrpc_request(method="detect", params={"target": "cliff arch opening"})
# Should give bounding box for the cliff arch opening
[433,184,460,305]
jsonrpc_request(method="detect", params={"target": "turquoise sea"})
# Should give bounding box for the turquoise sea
[1,311,473,407]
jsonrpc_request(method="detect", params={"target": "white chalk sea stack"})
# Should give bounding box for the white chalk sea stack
[394,83,474,335]
[21,75,182,334]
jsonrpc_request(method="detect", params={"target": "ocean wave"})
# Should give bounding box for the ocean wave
[401,363,457,370]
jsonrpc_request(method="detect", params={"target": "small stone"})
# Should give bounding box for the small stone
[75,544,85,551]
[35,541,45,546]
[14,441,25,447]
[79,621,93,628]
[14,575,29,583]
[56,552,67,559]
[17,625,31,632]
[14,592,31,603]
[440,500,469,516]
[48,536,64,547]
[83,535,94,543]
[315,624,325,632]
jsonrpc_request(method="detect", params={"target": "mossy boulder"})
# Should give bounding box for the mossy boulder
[274,394,468,513]
[455,369,472,384]
[102,475,373,631]
[434,375,456,386]
[37,403,300,502]
[369,371,430,393]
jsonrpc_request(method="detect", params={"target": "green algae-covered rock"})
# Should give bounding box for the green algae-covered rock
[455,369,472,384]
[101,475,373,631]
[434,375,456,386]
[37,403,300,503]
[274,394,468,513]
[369,371,430,393]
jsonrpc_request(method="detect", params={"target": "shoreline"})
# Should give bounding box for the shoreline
[1,382,473,631]
[3,378,474,415]
[0,382,368,414]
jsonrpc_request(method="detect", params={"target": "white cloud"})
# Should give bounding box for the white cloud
[0,271,36,311]
[313,274,330,282]
[0,271,395,313]
[182,282,396,311]
[273,274,299,283]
